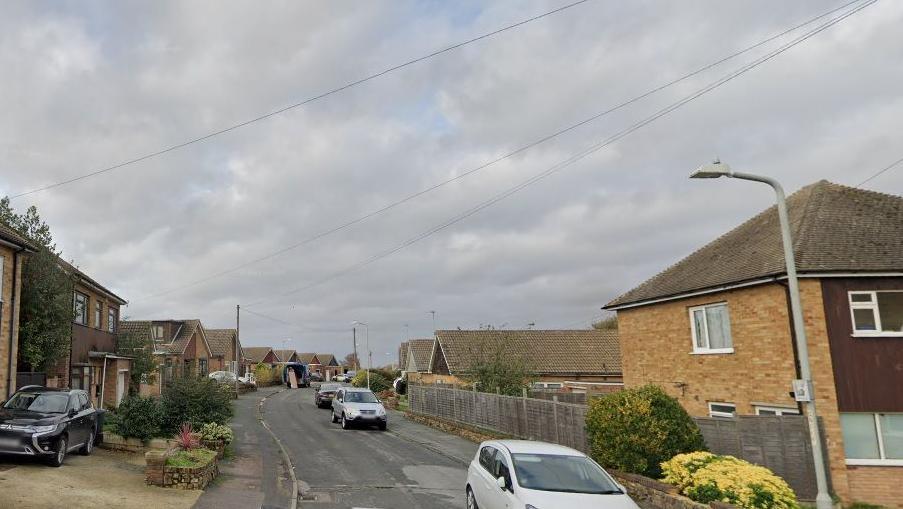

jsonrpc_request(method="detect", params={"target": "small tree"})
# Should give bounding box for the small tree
[592,315,618,331]
[585,384,706,478]
[459,334,535,396]
[116,331,157,389]
[343,353,359,370]
[0,198,75,371]
[351,371,391,393]
[160,376,233,434]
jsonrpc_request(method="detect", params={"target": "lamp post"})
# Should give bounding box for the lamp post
[352,321,370,389]
[690,160,832,509]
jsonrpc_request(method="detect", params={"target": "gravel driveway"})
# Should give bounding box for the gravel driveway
[0,448,200,508]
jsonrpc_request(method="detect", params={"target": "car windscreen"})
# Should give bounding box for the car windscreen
[511,454,622,495]
[3,392,70,414]
[344,391,378,403]
[320,384,340,392]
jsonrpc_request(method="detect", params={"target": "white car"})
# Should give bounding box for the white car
[208,371,256,386]
[466,440,639,509]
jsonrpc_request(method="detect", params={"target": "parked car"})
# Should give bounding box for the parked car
[0,387,99,467]
[466,440,639,509]
[330,387,387,430]
[341,371,356,383]
[208,370,256,387]
[315,383,342,408]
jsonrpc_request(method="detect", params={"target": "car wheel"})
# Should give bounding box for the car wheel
[341,414,349,430]
[378,422,387,431]
[466,486,479,509]
[331,410,338,423]
[79,430,95,455]
[48,436,67,467]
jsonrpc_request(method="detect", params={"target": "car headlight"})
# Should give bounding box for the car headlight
[27,424,57,433]
[346,408,359,416]
[377,407,386,416]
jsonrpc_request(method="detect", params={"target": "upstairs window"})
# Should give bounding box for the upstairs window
[689,303,734,353]
[73,292,88,325]
[849,291,903,336]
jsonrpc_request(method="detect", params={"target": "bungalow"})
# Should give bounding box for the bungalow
[603,180,903,507]
[119,319,214,395]
[244,346,278,365]
[315,353,343,380]
[402,339,434,376]
[206,328,245,374]
[417,329,622,392]
[297,352,320,375]
[274,349,298,363]
[0,222,35,398]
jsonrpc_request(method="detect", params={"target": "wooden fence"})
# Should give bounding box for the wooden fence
[408,384,819,500]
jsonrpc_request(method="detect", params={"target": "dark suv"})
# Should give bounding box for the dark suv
[0,387,98,466]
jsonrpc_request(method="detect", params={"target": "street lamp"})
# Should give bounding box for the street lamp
[690,160,832,509]
[352,321,370,389]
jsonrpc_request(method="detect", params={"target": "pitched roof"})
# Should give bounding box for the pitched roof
[434,329,620,376]
[274,349,297,362]
[59,258,128,305]
[206,329,237,357]
[316,353,338,366]
[157,319,206,354]
[407,339,435,372]
[0,221,37,251]
[297,352,320,364]
[118,320,153,340]
[244,347,274,363]
[606,181,903,308]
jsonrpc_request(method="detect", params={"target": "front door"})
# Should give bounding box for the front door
[116,371,126,405]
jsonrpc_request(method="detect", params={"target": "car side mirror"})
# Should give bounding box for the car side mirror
[496,476,506,490]
[68,408,78,417]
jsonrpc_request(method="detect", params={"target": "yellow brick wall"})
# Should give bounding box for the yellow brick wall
[616,280,871,503]
[845,466,903,508]
[0,246,22,398]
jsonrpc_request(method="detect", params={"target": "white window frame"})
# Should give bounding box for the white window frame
[755,405,800,416]
[708,402,736,418]
[843,413,903,466]
[849,291,903,337]
[688,302,734,354]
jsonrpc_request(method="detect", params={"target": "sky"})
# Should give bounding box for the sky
[1,0,901,364]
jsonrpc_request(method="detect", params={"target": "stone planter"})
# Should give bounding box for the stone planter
[201,439,226,460]
[101,432,177,453]
[146,449,219,490]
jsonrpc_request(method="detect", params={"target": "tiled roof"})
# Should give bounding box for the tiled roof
[316,354,338,366]
[244,347,274,364]
[607,181,903,308]
[206,329,236,357]
[118,320,153,343]
[0,221,37,250]
[407,339,434,372]
[297,352,319,364]
[158,319,203,354]
[434,329,620,376]
[274,349,297,362]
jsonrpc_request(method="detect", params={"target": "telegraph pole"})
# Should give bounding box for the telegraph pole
[235,304,240,395]
[352,327,360,370]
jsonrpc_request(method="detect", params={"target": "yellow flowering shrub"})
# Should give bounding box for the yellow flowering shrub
[661,452,799,509]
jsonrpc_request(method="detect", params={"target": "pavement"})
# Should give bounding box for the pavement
[194,385,295,509]
[0,448,200,509]
[264,387,479,509]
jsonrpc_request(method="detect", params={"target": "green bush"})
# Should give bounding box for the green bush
[662,452,799,509]
[585,384,706,477]
[199,422,234,444]
[350,371,391,393]
[111,395,162,441]
[254,363,277,385]
[161,376,233,434]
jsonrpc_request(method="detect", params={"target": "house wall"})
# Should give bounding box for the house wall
[0,246,22,398]
[614,279,894,504]
[101,358,130,409]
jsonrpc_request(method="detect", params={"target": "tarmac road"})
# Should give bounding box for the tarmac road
[263,387,469,509]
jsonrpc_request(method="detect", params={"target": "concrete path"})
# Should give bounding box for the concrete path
[194,386,294,509]
[263,387,478,508]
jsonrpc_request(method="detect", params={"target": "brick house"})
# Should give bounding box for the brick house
[45,260,130,409]
[205,328,245,374]
[244,346,278,366]
[275,349,299,363]
[0,222,35,398]
[315,354,343,380]
[402,339,435,376]
[417,329,622,392]
[119,319,214,396]
[603,181,903,507]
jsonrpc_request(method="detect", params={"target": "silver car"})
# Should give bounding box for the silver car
[330,387,387,430]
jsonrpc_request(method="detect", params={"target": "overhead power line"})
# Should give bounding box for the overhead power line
[246,0,874,310]
[9,0,593,200]
[857,154,903,187]
[132,0,866,304]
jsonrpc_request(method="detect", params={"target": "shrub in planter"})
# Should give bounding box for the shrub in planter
[585,384,705,478]
[112,395,162,441]
[662,452,799,509]
[161,376,234,434]
[351,371,391,393]
[199,422,234,445]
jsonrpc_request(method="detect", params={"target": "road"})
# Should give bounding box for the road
[263,387,471,508]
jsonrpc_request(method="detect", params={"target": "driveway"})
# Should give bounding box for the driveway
[264,387,476,508]
[0,448,200,509]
